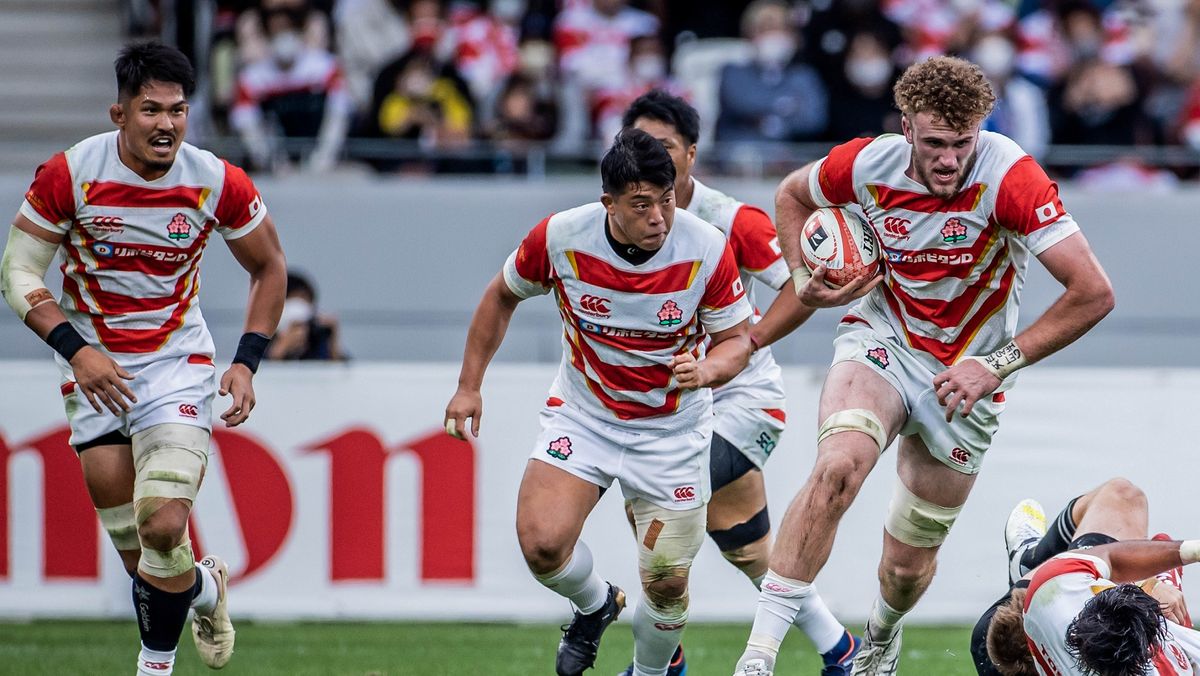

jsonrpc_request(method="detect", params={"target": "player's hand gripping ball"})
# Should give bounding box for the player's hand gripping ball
[799,207,881,288]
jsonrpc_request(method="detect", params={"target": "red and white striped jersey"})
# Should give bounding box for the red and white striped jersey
[503,202,752,431]
[20,131,267,368]
[808,131,1079,373]
[687,178,787,407]
[1023,553,1200,676]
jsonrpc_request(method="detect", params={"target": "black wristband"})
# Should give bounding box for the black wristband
[232,332,270,374]
[46,322,88,362]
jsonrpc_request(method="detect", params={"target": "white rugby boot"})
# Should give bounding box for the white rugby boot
[851,623,902,676]
[191,555,235,669]
[732,655,773,676]
[1005,498,1047,585]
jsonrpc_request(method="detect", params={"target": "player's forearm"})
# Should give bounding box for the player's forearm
[457,275,521,391]
[774,165,819,272]
[1013,278,1114,366]
[1093,541,1188,583]
[751,279,816,349]
[702,327,752,388]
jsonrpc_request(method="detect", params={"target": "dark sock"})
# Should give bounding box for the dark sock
[1020,496,1079,571]
[190,568,203,601]
[132,574,194,651]
[821,630,856,664]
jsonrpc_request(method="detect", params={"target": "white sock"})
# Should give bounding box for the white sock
[534,541,608,614]
[631,597,686,676]
[740,570,814,661]
[137,645,176,675]
[793,581,846,654]
[191,564,218,615]
[868,595,906,641]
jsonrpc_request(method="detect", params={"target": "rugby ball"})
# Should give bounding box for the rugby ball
[799,207,881,288]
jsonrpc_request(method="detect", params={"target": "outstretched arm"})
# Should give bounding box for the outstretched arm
[445,272,524,439]
[1084,540,1197,584]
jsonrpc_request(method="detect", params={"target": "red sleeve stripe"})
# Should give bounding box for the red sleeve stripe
[1024,556,1105,611]
[514,216,553,285]
[818,137,872,205]
[763,408,786,423]
[567,250,700,294]
[728,206,782,272]
[866,183,987,214]
[82,182,210,209]
[24,152,75,225]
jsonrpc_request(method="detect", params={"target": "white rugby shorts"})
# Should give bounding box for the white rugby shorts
[531,400,712,510]
[831,320,1006,475]
[711,400,786,469]
[59,354,218,446]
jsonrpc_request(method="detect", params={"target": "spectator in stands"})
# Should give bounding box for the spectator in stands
[487,74,558,145]
[237,0,331,66]
[334,0,411,116]
[448,0,523,112]
[367,49,474,151]
[802,0,903,91]
[973,32,1050,159]
[825,30,900,141]
[230,0,352,171]
[593,35,686,142]
[715,0,828,144]
[266,272,347,362]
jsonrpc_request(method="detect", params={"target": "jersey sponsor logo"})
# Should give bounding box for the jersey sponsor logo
[756,431,776,455]
[92,242,114,258]
[577,294,611,318]
[885,250,975,266]
[672,485,696,502]
[1035,200,1062,225]
[577,319,681,340]
[178,404,199,418]
[882,216,911,241]
[657,300,683,326]
[949,447,971,466]
[546,436,573,461]
[87,215,125,233]
[167,213,191,240]
[940,218,968,244]
[93,242,191,263]
[865,347,890,369]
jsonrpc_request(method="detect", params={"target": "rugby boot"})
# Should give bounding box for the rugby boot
[618,644,687,675]
[820,631,862,675]
[851,622,902,676]
[556,583,626,675]
[1005,498,1047,585]
[192,555,235,669]
[731,656,773,676]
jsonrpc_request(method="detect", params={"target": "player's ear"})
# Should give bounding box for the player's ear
[110,103,125,128]
[600,193,616,214]
[686,144,696,171]
[900,115,912,143]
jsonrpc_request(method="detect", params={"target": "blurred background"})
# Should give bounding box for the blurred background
[0,0,1199,673]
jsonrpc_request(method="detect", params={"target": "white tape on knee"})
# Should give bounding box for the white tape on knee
[138,539,196,578]
[818,408,888,453]
[132,424,210,507]
[884,481,962,548]
[630,499,706,576]
[97,502,140,551]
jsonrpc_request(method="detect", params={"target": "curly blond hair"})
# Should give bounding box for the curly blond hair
[986,589,1038,676]
[893,56,996,131]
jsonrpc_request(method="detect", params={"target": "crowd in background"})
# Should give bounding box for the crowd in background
[186,0,1200,178]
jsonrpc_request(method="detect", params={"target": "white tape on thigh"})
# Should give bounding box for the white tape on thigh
[630,499,706,576]
[97,502,140,551]
[884,480,962,548]
[818,408,888,453]
[131,424,210,507]
[138,533,195,578]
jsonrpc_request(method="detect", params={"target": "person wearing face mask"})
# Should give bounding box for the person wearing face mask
[265,272,346,361]
[715,0,829,145]
[973,32,1050,161]
[826,31,901,141]
[447,0,523,105]
[594,36,686,142]
[230,0,352,172]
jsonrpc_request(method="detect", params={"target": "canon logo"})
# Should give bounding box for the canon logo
[578,294,611,318]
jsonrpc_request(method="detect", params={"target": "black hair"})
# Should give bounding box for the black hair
[600,128,676,196]
[286,271,317,300]
[1065,584,1168,676]
[114,40,196,100]
[620,89,700,146]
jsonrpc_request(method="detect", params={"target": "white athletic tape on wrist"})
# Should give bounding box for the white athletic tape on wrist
[818,408,888,453]
[790,266,812,295]
[132,424,210,519]
[0,225,59,320]
[960,341,1028,380]
[1181,540,1200,565]
[97,502,140,551]
[884,481,962,548]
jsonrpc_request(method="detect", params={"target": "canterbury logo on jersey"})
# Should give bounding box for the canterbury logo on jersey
[882,216,910,240]
[577,294,611,318]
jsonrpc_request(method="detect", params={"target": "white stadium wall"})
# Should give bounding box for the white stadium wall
[1,361,1197,623]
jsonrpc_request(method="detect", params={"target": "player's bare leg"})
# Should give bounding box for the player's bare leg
[515,459,619,676]
[736,362,904,675]
[79,443,141,575]
[1071,478,1148,540]
[708,469,770,586]
[852,436,976,675]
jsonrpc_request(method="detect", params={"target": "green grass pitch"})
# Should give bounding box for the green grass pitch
[0,620,976,675]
